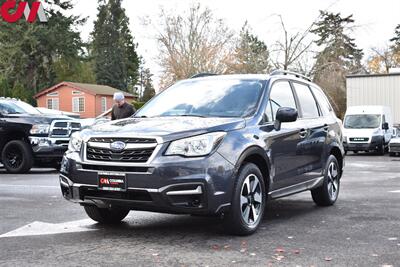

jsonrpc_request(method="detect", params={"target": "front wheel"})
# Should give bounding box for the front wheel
[1,140,33,174]
[377,142,385,155]
[223,163,266,236]
[311,155,341,206]
[84,206,130,224]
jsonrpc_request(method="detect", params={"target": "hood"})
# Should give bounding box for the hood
[82,116,246,143]
[343,128,379,138]
[5,114,72,125]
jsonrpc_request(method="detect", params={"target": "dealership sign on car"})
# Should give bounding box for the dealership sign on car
[1,0,48,23]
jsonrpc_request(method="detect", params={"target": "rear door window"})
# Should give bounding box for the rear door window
[293,83,319,119]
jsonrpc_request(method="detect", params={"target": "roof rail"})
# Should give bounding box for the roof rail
[190,73,217,79]
[270,70,311,82]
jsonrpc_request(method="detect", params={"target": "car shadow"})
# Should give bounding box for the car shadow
[84,198,328,238]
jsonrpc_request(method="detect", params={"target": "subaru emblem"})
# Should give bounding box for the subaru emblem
[110,141,126,151]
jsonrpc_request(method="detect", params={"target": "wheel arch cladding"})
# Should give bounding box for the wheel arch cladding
[236,146,270,192]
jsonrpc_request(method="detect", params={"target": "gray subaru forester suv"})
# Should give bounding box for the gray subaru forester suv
[60,70,345,235]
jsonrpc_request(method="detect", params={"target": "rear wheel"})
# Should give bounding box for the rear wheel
[1,140,33,174]
[311,155,340,206]
[223,163,266,236]
[84,206,130,224]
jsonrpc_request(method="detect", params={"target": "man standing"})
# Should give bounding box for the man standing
[111,92,136,120]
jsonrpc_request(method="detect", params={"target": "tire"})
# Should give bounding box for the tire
[84,205,130,224]
[1,140,33,174]
[223,163,266,236]
[389,152,395,157]
[377,142,385,155]
[353,150,358,154]
[311,155,341,206]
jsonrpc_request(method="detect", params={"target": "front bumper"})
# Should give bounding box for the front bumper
[59,151,235,215]
[389,143,400,153]
[29,136,68,161]
[343,136,383,151]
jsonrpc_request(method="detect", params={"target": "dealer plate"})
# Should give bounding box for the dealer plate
[98,172,126,191]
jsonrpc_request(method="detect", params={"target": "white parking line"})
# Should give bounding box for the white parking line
[0,184,59,189]
[0,219,97,238]
[389,190,400,193]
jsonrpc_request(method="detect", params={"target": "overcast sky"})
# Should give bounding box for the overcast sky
[71,0,400,87]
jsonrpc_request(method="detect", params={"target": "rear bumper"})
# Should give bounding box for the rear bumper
[59,151,235,215]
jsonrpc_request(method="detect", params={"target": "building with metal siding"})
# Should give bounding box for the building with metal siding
[346,73,400,124]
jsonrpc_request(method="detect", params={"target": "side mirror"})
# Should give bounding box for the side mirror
[274,107,298,131]
[383,122,389,130]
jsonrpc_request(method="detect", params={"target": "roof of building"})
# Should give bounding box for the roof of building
[34,82,136,99]
[347,72,400,79]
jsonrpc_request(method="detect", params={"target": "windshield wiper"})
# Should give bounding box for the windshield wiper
[177,114,208,118]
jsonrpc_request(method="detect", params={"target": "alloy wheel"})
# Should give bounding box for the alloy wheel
[240,174,263,226]
[5,145,23,169]
[327,161,339,201]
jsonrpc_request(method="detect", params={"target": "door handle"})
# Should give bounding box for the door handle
[299,129,307,138]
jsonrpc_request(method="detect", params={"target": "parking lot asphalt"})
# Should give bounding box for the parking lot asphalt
[0,154,399,267]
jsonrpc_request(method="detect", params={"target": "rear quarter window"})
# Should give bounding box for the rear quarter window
[310,86,333,116]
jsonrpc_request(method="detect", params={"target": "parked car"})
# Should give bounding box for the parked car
[79,108,111,129]
[0,98,81,173]
[60,71,345,235]
[389,130,400,156]
[343,106,393,155]
[36,107,81,119]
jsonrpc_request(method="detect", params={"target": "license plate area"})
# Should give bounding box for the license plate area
[98,172,126,191]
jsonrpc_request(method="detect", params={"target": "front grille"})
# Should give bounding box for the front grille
[390,143,400,148]
[50,121,81,138]
[86,137,157,163]
[349,137,369,142]
[81,188,152,202]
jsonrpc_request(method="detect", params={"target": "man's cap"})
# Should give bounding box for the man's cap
[113,92,125,101]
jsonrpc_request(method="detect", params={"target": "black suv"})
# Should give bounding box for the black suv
[0,98,81,173]
[60,71,345,235]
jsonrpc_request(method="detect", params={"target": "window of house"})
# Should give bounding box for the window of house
[47,92,59,97]
[72,97,85,113]
[72,91,83,95]
[47,98,59,110]
[293,82,320,118]
[101,97,107,112]
[265,81,297,122]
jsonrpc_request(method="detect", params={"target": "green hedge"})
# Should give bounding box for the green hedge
[133,101,146,110]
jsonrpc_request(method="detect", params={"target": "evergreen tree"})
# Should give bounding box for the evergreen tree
[91,0,140,92]
[0,0,86,103]
[140,68,155,102]
[227,22,271,74]
[311,11,364,117]
[390,24,400,52]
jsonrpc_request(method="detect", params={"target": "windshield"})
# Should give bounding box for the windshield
[14,101,41,115]
[344,114,381,129]
[136,78,264,118]
[0,101,27,115]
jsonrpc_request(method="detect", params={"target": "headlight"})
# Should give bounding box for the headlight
[30,124,50,135]
[165,132,226,157]
[68,132,83,152]
[343,136,347,142]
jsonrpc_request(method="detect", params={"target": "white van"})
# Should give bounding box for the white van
[343,106,393,154]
